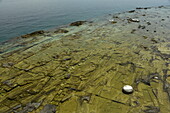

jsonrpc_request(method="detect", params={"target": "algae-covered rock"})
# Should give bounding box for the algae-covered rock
[0,6,170,113]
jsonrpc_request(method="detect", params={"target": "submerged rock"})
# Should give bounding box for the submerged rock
[128,10,135,13]
[146,21,151,25]
[54,29,69,33]
[21,30,45,38]
[136,7,151,10]
[138,25,146,29]
[70,21,87,26]
[109,19,117,24]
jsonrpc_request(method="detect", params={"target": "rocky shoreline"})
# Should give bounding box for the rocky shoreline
[0,6,170,113]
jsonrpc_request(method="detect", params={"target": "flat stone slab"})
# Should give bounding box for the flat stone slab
[0,6,170,113]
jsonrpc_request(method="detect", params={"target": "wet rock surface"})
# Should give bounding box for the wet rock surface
[0,6,170,113]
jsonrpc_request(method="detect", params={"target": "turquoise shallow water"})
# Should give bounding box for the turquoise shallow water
[0,0,170,42]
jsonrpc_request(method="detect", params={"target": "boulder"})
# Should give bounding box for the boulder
[128,10,135,13]
[127,18,140,22]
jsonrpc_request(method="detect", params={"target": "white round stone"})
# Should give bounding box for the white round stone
[109,19,115,22]
[123,85,133,93]
[154,76,159,79]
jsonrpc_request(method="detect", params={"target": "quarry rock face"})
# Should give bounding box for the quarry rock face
[0,6,170,113]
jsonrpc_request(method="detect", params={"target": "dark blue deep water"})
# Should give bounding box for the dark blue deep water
[0,0,170,42]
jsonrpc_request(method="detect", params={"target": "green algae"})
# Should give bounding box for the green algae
[0,6,170,113]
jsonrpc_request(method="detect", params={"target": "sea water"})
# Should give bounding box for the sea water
[0,0,170,42]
